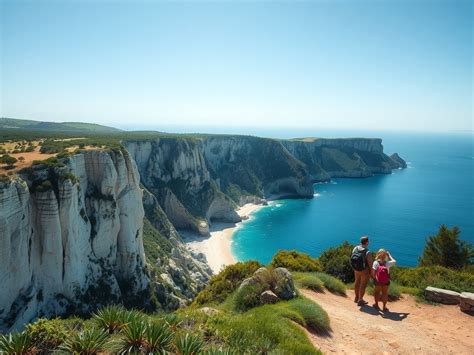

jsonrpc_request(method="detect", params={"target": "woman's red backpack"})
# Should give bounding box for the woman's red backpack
[375,263,390,285]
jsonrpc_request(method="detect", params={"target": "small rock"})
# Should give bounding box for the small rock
[260,290,279,304]
[272,267,297,300]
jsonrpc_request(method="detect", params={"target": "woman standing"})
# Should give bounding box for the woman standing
[372,249,396,312]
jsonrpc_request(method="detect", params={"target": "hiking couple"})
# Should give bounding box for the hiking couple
[351,236,396,311]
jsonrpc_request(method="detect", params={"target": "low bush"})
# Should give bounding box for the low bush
[193,260,262,305]
[390,265,474,293]
[25,318,70,352]
[294,274,325,292]
[233,283,268,312]
[93,305,133,334]
[270,250,321,272]
[285,298,330,334]
[315,273,347,296]
[319,241,355,283]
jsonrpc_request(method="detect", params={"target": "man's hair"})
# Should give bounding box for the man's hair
[360,236,369,245]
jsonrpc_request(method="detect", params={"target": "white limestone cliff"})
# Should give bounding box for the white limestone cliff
[0,150,148,331]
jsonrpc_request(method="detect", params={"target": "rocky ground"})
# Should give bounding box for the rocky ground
[301,289,473,354]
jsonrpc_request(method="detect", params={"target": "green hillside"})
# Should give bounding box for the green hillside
[0,117,121,133]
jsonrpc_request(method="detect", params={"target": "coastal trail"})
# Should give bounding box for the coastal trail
[300,289,473,354]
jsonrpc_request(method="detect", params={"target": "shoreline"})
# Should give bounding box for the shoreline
[181,203,267,274]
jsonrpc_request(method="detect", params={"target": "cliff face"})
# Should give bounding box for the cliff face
[281,138,406,181]
[124,136,314,235]
[0,150,148,331]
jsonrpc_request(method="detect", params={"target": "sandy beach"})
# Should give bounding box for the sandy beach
[182,203,266,274]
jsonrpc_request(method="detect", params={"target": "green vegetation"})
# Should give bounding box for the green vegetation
[193,261,262,305]
[419,225,473,269]
[319,241,355,283]
[391,265,474,293]
[270,250,321,272]
[0,332,36,354]
[0,154,17,169]
[24,318,71,352]
[59,328,110,354]
[314,273,347,296]
[32,156,65,168]
[293,273,325,292]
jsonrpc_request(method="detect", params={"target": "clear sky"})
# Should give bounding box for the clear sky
[1,0,472,132]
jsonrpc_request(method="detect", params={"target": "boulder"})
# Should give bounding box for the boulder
[260,290,279,304]
[459,292,474,313]
[272,267,297,300]
[424,286,460,305]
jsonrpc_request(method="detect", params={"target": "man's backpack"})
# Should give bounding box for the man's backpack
[350,247,367,271]
[375,263,390,285]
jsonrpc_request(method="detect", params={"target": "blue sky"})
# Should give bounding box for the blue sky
[1,0,472,132]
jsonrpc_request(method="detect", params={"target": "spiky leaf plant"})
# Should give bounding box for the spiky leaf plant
[175,333,204,355]
[145,321,174,353]
[0,332,36,355]
[59,328,109,355]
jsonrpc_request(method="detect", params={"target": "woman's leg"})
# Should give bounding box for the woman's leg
[373,285,381,309]
[382,285,389,311]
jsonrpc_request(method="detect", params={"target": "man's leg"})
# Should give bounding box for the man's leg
[354,271,361,302]
[358,270,369,303]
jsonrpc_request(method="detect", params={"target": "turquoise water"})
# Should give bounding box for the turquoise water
[232,133,473,266]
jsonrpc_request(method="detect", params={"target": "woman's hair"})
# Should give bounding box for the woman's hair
[375,249,387,261]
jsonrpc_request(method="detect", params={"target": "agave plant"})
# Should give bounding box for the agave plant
[161,313,183,332]
[144,321,174,353]
[92,305,130,334]
[0,331,36,354]
[113,319,147,354]
[59,328,109,355]
[175,333,204,355]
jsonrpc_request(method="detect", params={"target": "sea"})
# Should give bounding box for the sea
[229,130,473,267]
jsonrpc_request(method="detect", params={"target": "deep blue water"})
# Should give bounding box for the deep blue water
[232,132,473,267]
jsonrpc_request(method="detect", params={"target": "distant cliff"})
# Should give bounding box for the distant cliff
[281,138,406,181]
[0,133,405,331]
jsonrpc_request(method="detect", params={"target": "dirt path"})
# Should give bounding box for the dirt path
[301,289,473,354]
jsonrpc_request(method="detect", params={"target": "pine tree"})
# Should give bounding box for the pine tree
[419,225,473,269]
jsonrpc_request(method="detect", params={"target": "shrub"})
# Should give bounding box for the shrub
[233,283,268,312]
[419,225,473,269]
[285,298,330,334]
[25,318,70,352]
[0,332,36,354]
[270,250,321,272]
[390,265,474,293]
[319,241,355,283]
[174,333,204,355]
[296,274,325,292]
[193,261,262,305]
[59,328,110,354]
[0,154,17,167]
[315,273,347,296]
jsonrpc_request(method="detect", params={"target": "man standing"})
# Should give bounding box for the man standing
[350,236,372,305]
